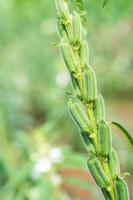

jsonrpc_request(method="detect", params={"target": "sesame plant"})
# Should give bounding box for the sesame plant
[55,0,132,199]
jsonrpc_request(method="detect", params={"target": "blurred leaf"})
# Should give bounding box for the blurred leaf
[102,0,109,7]
[112,121,133,148]
[38,179,53,200]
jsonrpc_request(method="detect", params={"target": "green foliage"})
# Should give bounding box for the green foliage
[0,0,132,199]
[102,0,109,7]
[55,0,131,199]
[111,122,133,147]
[0,125,97,200]
[0,0,132,135]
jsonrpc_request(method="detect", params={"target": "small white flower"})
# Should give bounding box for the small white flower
[49,147,64,163]
[32,158,52,180]
[35,158,52,173]
[56,71,69,88]
[51,174,62,186]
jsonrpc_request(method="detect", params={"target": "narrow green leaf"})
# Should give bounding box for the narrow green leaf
[111,121,133,148]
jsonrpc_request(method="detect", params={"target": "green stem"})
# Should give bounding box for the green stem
[87,105,116,200]
[86,104,99,154]
[101,158,116,200]
[74,47,84,96]
[55,1,129,199]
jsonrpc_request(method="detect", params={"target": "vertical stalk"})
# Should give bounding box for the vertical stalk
[54,0,129,199]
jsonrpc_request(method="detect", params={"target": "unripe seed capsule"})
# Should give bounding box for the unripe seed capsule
[55,0,69,17]
[70,74,81,97]
[83,67,97,101]
[102,189,111,200]
[57,21,68,39]
[68,99,91,133]
[80,40,89,68]
[93,95,105,124]
[80,132,95,153]
[108,149,120,180]
[72,11,82,43]
[115,178,129,200]
[60,41,77,72]
[71,73,79,90]
[87,156,109,188]
[99,121,112,156]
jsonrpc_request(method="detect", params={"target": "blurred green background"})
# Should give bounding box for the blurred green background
[0,0,133,199]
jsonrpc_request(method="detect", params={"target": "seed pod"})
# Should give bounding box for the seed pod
[108,149,120,180]
[80,40,89,68]
[115,178,129,200]
[80,132,95,153]
[93,95,105,124]
[87,156,109,188]
[60,41,77,73]
[55,0,69,17]
[72,11,82,43]
[99,121,112,156]
[83,67,97,101]
[70,74,81,97]
[101,189,111,200]
[68,99,91,133]
[56,21,68,39]
[102,189,112,200]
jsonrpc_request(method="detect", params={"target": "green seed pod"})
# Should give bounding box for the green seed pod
[108,149,120,180]
[99,121,112,156]
[115,178,129,200]
[83,67,97,101]
[93,95,105,124]
[68,99,91,133]
[101,189,112,200]
[72,11,82,43]
[56,20,68,39]
[70,74,81,97]
[60,41,77,73]
[80,40,89,68]
[80,132,95,153]
[87,156,109,188]
[55,0,69,17]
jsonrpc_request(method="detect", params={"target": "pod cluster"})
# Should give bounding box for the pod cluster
[55,0,129,199]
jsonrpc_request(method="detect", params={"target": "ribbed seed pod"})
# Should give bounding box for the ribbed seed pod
[80,132,95,153]
[101,189,112,200]
[70,74,81,97]
[93,95,105,124]
[83,67,97,101]
[108,149,120,180]
[115,178,129,200]
[68,99,91,133]
[99,121,112,156]
[87,156,109,188]
[72,11,82,43]
[60,41,77,72]
[80,40,89,68]
[57,21,68,39]
[55,0,69,17]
